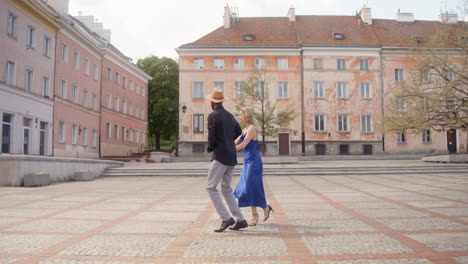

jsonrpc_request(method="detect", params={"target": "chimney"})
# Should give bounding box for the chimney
[288,7,295,23]
[224,4,231,29]
[46,0,69,15]
[359,7,372,25]
[440,12,458,24]
[75,15,112,43]
[396,11,415,23]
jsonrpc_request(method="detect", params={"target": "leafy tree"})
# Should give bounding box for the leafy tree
[235,67,296,154]
[136,56,179,149]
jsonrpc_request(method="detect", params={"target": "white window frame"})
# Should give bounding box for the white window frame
[92,94,97,111]
[338,114,348,132]
[93,64,98,80]
[422,130,432,143]
[59,121,65,143]
[27,26,35,48]
[214,59,224,70]
[107,93,112,108]
[129,80,134,91]
[115,72,120,84]
[74,51,80,69]
[7,14,17,37]
[123,76,127,88]
[193,114,204,132]
[277,58,288,69]
[395,68,404,82]
[60,80,67,99]
[314,114,325,132]
[313,81,324,98]
[193,82,204,99]
[84,58,89,75]
[337,82,348,99]
[337,58,346,70]
[234,58,244,69]
[25,69,34,92]
[92,130,97,147]
[82,127,88,146]
[42,76,49,97]
[278,81,288,98]
[360,59,369,71]
[361,114,372,132]
[194,58,204,70]
[114,124,119,140]
[61,43,68,63]
[72,85,78,103]
[123,100,127,114]
[122,127,126,142]
[106,122,111,139]
[72,125,78,144]
[360,82,371,99]
[83,90,88,107]
[6,60,16,86]
[114,97,120,112]
[397,131,406,144]
[313,58,323,70]
[234,81,246,99]
[107,68,111,80]
[255,58,265,69]
[43,36,51,57]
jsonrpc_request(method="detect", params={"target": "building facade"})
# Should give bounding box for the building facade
[177,6,467,156]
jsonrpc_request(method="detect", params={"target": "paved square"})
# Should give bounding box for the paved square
[406,232,468,251]
[0,234,70,254]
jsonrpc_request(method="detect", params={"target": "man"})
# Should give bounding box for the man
[206,88,248,232]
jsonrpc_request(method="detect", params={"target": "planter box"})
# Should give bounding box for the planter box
[24,173,50,187]
[75,171,94,181]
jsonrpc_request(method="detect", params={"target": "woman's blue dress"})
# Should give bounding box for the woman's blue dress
[234,134,266,208]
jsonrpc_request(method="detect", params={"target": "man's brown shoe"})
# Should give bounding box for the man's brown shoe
[214,218,235,232]
[229,220,248,230]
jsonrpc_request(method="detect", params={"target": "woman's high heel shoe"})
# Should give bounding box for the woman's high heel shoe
[249,213,259,226]
[263,205,274,222]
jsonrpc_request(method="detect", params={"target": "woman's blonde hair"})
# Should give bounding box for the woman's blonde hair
[240,107,260,130]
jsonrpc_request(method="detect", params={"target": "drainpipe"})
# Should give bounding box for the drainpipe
[379,50,385,152]
[300,49,305,155]
[51,29,58,157]
[98,55,103,158]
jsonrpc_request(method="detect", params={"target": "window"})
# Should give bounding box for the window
[136,130,140,143]
[93,64,98,80]
[107,93,112,108]
[25,69,33,92]
[115,72,119,84]
[84,58,89,75]
[420,70,429,82]
[234,81,246,99]
[123,76,126,88]
[42,76,49,97]
[72,125,78,144]
[193,114,204,132]
[423,130,431,143]
[214,81,224,91]
[74,51,79,69]
[234,58,244,69]
[194,58,204,70]
[314,114,325,131]
[447,70,454,81]
[122,127,126,142]
[446,98,456,110]
[193,82,204,99]
[123,100,127,114]
[107,68,111,80]
[7,14,17,37]
[397,131,406,144]
[129,129,133,142]
[60,80,67,98]
[92,94,97,111]
[27,26,35,48]
[114,97,119,112]
[114,125,118,140]
[395,69,404,82]
[338,114,348,132]
[254,83,262,98]
[278,81,288,98]
[61,43,68,63]
[59,121,65,143]
[82,128,87,146]
[277,58,288,69]
[72,85,78,103]
[2,114,13,153]
[360,59,369,71]
[92,130,97,147]
[141,109,145,120]
[129,80,133,91]
[142,87,146,96]
[214,59,224,70]
[23,118,31,154]
[135,106,139,118]
[337,59,346,70]
[255,58,265,69]
[6,60,16,86]
[43,37,50,56]
[129,103,133,116]
[136,84,140,94]
[39,122,47,156]
[360,82,371,99]
[106,122,111,139]
[337,82,348,98]
[396,97,406,111]
[83,90,88,107]
[313,58,323,70]
[313,82,324,98]
[361,115,372,132]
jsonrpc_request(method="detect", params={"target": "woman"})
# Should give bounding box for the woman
[233,107,274,226]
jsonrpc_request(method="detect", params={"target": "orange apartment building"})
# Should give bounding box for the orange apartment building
[177,6,467,156]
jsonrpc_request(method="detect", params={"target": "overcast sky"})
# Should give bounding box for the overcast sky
[68,0,464,62]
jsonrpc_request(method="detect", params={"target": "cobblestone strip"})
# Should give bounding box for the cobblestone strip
[313,175,468,264]
[398,174,468,193]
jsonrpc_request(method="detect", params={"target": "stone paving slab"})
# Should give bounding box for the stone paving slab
[0,234,71,254]
[316,260,432,264]
[406,232,468,251]
[376,218,468,231]
[8,219,104,233]
[292,219,375,233]
[104,221,191,234]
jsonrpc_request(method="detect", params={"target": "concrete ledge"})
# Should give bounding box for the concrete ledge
[74,171,94,181]
[0,155,123,186]
[422,154,468,163]
[24,173,50,187]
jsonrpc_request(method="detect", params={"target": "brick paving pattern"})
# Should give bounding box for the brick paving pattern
[0,162,467,264]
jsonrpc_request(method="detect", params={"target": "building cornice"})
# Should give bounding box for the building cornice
[102,50,151,82]
[176,47,302,56]
[8,0,61,32]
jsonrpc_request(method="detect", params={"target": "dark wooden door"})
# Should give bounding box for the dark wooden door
[278,133,289,155]
[447,129,457,153]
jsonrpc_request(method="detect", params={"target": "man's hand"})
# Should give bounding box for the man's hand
[207,146,214,153]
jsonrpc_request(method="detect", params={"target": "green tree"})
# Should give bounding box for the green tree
[136,56,179,149]
[236,67,296,154]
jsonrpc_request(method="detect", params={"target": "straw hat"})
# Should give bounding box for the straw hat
[206,88,227,103]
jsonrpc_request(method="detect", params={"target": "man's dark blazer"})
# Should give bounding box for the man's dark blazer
[207,105,242,166]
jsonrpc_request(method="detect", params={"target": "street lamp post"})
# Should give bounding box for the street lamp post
[169,103,187,157]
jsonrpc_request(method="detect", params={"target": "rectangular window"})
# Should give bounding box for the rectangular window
[255,58,265,69]
[72,125,78,144]
[278,81,288,98]
[114,97,119,112]
[136,130,140,143]
[129,80,133,91]
[313,81,324,98]
[59,121,65,143]
[420,70,429,82]
[106,93,112,108]
[397,131,406,143]
[82,128,87,146]
[361,115,372,132]
[337,59,346,70]
[395,68,404,82]
[129,130,133,142]
[360,59,369,71]
[93,94,97,111]
[193,82,204,99]
[123,100,127,114]
[313,58,323,70]
[314,114,325,131]
[123,76,127,88]
[92,130,97,147]
[84,58,89,75]
[107,68,111,80]
[277,58,288,69]
[423,130,432,143]
[60,80,67,99]
[72,85,78,103]
[254,83,262,98]
[23,118,31,154]
[447,70,454,81]
[141,109,145,120]
[2,113,13,153]
[214,59,224,70]
[25,69,33,92]
[338,114,348,132]
[194,58,204,70]
[114,125,118,140]
[106,122,111,139]
[61,43,68,63]
[83,90,88,107]
[27,26,35,48]
[7,14,16,37]
[234,58,244,69]
[136,84,140,94]
[213,81,224,91]
[193,114,204,132]
[360,82,371,99]
[74,51,79,69]
[6,60,16,86]
[39,122,47,156]
[135,106,139,118]
[142,86,146,96]
[337,82,348,98]
[43,37,50,57]
[396,97,406,111]
[234,81,246,99]
[121,127,126,142]
[115,72,119,84]
[93,64,98,80]
[42,76,49,97]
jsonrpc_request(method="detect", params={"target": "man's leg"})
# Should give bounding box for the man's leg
[221,165,245,221]
[206,160,231,221]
